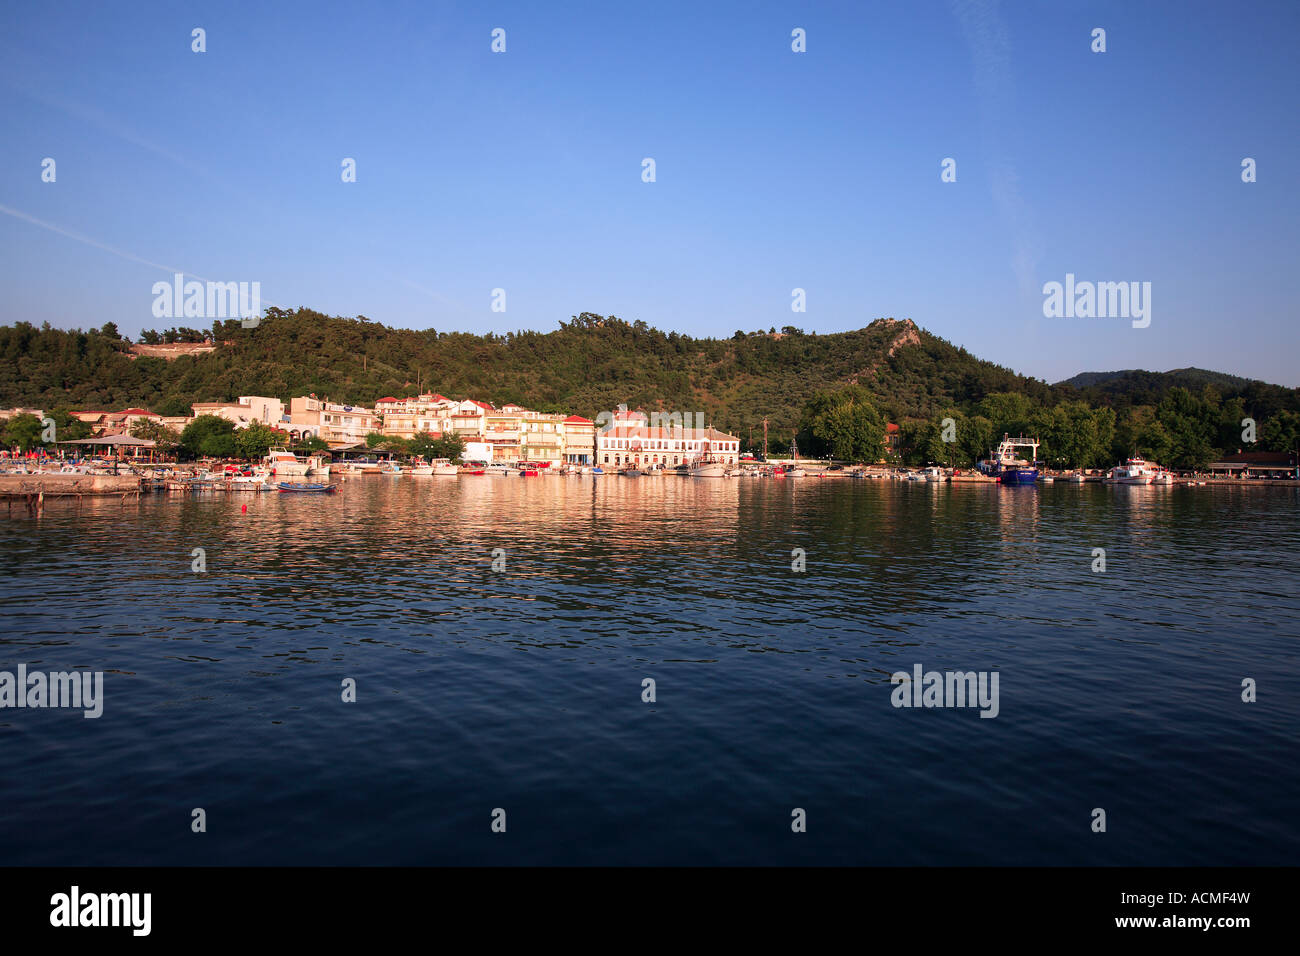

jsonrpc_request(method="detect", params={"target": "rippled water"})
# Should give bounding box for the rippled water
[1,476,1296,865]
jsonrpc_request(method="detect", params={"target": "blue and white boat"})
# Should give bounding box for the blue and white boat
[986,435,1041,484]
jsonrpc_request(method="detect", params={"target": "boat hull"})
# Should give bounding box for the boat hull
[277,482,334,493]
[690,464,728,478]
[997,468,1039,484]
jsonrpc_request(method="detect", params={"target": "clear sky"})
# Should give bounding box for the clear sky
[1,0,1296,385]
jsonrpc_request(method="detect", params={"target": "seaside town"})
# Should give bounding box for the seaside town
[0,388,1296,500]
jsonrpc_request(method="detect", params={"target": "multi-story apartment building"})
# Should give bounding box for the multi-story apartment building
[376,393,457,440]
[447,399,493,439]
[519,411,567,466]
[595,409,741,468]
[562,416,596,465]
[290,395,379,447]
[191,396,286,430]
[483,406,524,461]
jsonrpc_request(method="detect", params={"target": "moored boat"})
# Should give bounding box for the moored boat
[264,448,331,479]
[1110,457,1158,485]
[277,481,335,493]
[689,460,727,478]
[985,435,1041,484]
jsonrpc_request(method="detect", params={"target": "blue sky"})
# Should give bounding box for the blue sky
[1,0,1297,385]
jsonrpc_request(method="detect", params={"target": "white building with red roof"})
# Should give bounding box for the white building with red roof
[595,408,739,468]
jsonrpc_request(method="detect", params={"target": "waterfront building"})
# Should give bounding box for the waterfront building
[1207,451,1299,479]
[562,415,596,465]
[376,393,458,439]
[595,409,741,468]
[448,399,493,440]
[520,412,567,466]
[290,395,379,447]
[484,407,524,461]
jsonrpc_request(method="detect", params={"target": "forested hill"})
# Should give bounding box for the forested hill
[1060,367,1262,393]
[0,310,1054,435]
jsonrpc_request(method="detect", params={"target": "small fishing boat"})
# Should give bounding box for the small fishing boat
[591,466,604,475]
[923,466,945,482]
[432,459,460,476]
[277,482,335,493]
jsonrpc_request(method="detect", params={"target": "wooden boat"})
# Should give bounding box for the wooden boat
[277,482,335,493]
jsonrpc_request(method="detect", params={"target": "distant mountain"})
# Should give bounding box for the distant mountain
[1058,368,1259,392]
[1053,367,1300,415]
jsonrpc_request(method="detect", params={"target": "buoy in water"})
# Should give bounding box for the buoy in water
[241,503,247,514]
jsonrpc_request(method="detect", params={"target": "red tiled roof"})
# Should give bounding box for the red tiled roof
[469,400,493,410]
[564,415,595,424]
[376,397,399,403]
[886,423,900,433]
[120,408,154,415]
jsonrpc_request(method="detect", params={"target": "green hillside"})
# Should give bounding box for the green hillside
[0,309,1051,439]
[2,309,1296,468]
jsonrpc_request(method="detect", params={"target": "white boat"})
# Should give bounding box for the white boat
[1111,457,1157,485]
[431,458,459,476]
[689,460,728,478]
[1068,472,1087,483]
[378,461,404,476]
[1152,471,1174,485]
[264,448,331,478]
[230,474,274,490]
[409,461,435,476]
[922,466,945,482]
[484,462,511,477]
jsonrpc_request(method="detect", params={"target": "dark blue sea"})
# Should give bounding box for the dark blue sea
[1,477,1296,865]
